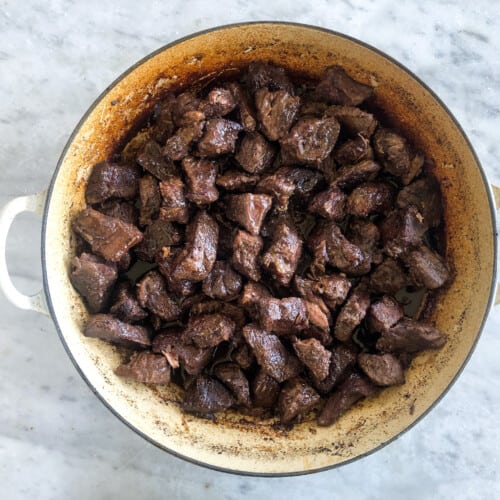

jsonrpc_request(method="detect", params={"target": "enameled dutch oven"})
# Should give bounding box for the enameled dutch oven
[1,22,498,476]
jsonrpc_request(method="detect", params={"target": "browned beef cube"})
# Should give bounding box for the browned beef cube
[196,118,242,157]
[163,121,204,161]
[368,295,404,333]
[115,352,171,384]
[317,372,377,426]
[334,284,371,342]
[157,247,197,297]
[334,135,374,165]
[333,159,381,191]
[182,156,219,205]
[261,222,303,286]
[231,229,263,281]
[73,208,143,262]
[172,92,202,125]
[137,140,177,181]
[358,353,405,386]
[347,182,395,217]
[315,66,373,106]
[189,300,246,329]
[138,175,161,225]
[258,297,305,334]
[242,324,302,383]
[254,88,300,141]
[184,313,236,348]
[98,200,138,225]
[235,131,276,174]
[85,161,140,204]
[403,245,450,289]
[171,211,219,281]
[245,62,294,94]
[70,253,117,313]
[183,375,235,415]
[307,186,346,221]
[134,219,182,262]
[225,82,257,131]
[84,314,150,349]
[109,281,148,323]
[256,167,296,208]
[347,218,383,266]
[136,271,181,321]
[239,282,272,315]
[202,261,242,301]
[226,193,273,235]
[318,274,352,309]
[326,105,377,137]
[233,342,255,371]
[116,252,132,273]
[214,362,251,407]
[376,317,446,353]
[280,117,340,164]
[288,167,325,199]
[369,258,409,294]
[278,378,321,424]
[150,93,176,143]
[215,170,260,191]
[252,369,280,407]
[159,176,190,224]
[293,338,332,381]
[201,88,237,117]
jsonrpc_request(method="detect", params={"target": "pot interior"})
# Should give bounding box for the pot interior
[43,23,495,474]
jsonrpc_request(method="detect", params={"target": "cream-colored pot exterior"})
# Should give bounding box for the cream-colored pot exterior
[9,23,499,475]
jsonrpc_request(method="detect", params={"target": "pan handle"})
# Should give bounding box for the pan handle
[0,191,49,316]
[492,185,500,306]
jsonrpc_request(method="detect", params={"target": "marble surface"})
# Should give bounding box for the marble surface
[1,1,499,498]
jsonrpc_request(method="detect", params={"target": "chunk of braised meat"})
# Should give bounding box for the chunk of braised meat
[84,314,150,349]
[380,206,427,258]
[254,88,301,141]
[307,186,346,221]
[242,324,302,383]
[347,182,395,217]
[85,161,140,204]
[215,170,260,191]
[333,159,381,191]
[115,352,171,384]
[196,119,242,157]
[293,338,332,381]
[280,117,340,165]
[159,176,190,224]
[256,167,297,209]
[261,224,303,286]
[70,253,117,313]
[200,87,237,118]
[252,369,281,408]
[314,66,373,106]
[109,281,148,323]
[233,342,255,370]
[326,105,377,137]
[239,282,272,316]
[171,211,219,281]
[278,378,321,424]
[358,353,405,387]
[368,295,404,333]
[182,156,219,205]
[202,261,242,301]
[231,229,263,281]
[298,99,329,117]
[403,245,450,289]
[116,252,132,273]
[225,81,257,131]
[136,271,181,321]
[347,218,383,265]
[334,135,374,166]
[214,363,251,407]
[189,300,246,329]
[288,167,325,200]
[235,131,276,174]
[171,92,201,125]
[369,258,409,294]
[150,93,176,143]
[137,140,177,181]
[73,208,143,262]
[317,372,377,426]
[157,247,198,297]
[183,313,236,348]
[317,274,352,309]
[334,284,371,342]
[376,317,446,353]
[183,375,235,415]
[163,121,204,161]
[226,193,273,235]
[134,219,181,262]
[244,61,294,94]
[98,200,138,225]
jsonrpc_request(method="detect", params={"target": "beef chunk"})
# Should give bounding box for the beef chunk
[380,206,427,258]
[226,193,273,235]
[369,258,409,294]
[326,105,377,137]
[98,200,138,225]
[288,167,325,199]
[358,353,405,386]
[307,186,347,221]
[134,219,182,262]
[196,119,242,157]
[347,218,383,265]
[315,66,373,106]
[85,161,140,204]
[368,295,404,333]
[184,313,236,348]
[245,62,294,93]
[183,375,235,415]
[150,93,176,143]
[137,140,177,181]
[334,135,374,165]
[235,132,276,174]
[396,176,443,228]
[261,222,303,286]
[201,87,237,117]
[347,182,395,217]
[189,300,246,329]
[333,159,381,191]
[214,363,251,407]
[254,88,300,141]
[278,378,321,424]
[239,282,272,315]
[231,229,263,281]
[318,274,352,310]
[280,117,340,165]
[256,167,297,209]
[233,342,255,370]
[216,170,260,191]
[73,208,143,262]
[138,174,161,225]
[115,352,171,384]
[157,247,198,297]
[252,369,280,408]
[376,317,446,353]
[293,338,332,381]
[171,211,219,281]
[242,324,301,383]
[182,156,219,204]
[225,82,257,131]
[334,284,371,342]
[202,261,242,301]
[70,253,117,313]
[172,92,201,125]
[163,121,204,161]
[109,281,148,323]
[403,245,450,289]
[317,372,377,426]
[84,314,150,349]
[159,176,190,224]
[136,271,181,321]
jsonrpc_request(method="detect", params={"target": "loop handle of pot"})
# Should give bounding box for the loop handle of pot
[0,191,49,315]
[492,185,500,306]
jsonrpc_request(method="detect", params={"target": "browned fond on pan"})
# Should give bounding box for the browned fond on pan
[42,23,494,474]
